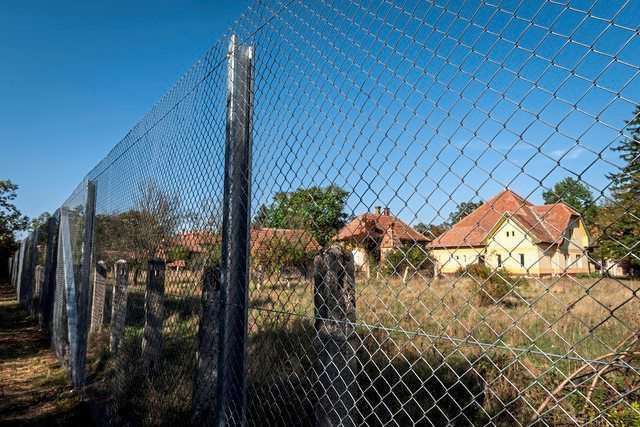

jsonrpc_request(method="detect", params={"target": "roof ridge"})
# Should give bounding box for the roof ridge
[524,204,554,242]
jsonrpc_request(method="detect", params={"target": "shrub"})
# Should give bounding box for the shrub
[608,402,640,427]
[457,263,526,306]
[382,244,434,277]
[576,271,601,279]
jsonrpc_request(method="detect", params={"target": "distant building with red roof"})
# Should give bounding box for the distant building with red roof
[428,189,591,276]
[335,206,430,273]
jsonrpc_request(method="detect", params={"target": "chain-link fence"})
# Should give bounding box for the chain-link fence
[7,0,640,425]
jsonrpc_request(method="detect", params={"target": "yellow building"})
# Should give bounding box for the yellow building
[428,190,591,276]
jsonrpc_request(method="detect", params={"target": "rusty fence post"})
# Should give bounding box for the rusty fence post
[142,259,165,375]
[110,260,129,354]
[313,245,359,427]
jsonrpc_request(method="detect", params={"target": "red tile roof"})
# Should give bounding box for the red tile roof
[171,228,321,254]
[428,189,580,248]
[336,211,430,243]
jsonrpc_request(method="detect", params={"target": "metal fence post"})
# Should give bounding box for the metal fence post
[12,249,19,288]
[217,34,254,426]
[26,230,38,313]
[110,260,129,354]
[142,259,165,375]
[313,245,359,427]
[90,261,107,334]
[59,207,82,384]
[16,238,26,301]
[41,214,59,333]
[192,266,222,426]
[52,210,69,361]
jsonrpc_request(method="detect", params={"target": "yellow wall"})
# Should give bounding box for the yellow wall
[431,217,591,276]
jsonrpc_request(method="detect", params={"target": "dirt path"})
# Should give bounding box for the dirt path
[0,280,93,426]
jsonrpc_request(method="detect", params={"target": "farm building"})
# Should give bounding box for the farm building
[335,207,430,274]
[428,189,591,276]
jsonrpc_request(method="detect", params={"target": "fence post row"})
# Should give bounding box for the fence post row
[40,214,59,333]
[110,260,128,354]
[216,34,254,426]
[192,266,222,426]
[313,245,359,427]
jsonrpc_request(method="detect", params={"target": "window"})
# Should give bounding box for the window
[497,254,502,267]
[520,253,525,267]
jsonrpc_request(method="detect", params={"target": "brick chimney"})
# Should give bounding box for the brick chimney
[383,207,390,216]
[374,206,381,215]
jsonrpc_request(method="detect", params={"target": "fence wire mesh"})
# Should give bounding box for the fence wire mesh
[8,0,640,425]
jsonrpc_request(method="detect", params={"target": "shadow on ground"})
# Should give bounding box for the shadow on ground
[0,280,105,426]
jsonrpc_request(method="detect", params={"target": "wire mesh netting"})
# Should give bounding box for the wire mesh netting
[8,0,640,425]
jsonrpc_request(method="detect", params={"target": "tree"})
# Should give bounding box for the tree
[259,185,349,246]
[597,106,640,275]
[0,180,28,247]
[448,201,482,225]
[94,181,180,282]
[252,235,314,279]
[29,211,51,232]
[0,180,29,278]
[542,177,597,224]
[414,222,448,240]
[382,244,435,277]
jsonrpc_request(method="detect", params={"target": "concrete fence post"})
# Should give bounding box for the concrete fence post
[192,266,222,426]
[313,245,359,427]
[35,265,44,301]
[90,261,107,334]
[110,260,129,354]
[142,259,165,375]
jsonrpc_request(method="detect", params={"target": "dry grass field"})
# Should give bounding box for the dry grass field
[114,270,640,425]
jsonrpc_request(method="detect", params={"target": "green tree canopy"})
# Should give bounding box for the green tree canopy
[0,180,28,248]
[448,201,482,225]
[256,185,349,246]
[542,177,597,223]
[597,106,640,275]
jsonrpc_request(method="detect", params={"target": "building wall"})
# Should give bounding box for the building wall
[430,247,486,274]
[431,217,591,276]
[485,218,542,275]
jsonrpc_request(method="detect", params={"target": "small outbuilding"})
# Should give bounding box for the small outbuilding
[335,207,430,274]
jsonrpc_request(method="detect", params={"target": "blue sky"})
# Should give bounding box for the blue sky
[0,0,248,220]
[2,0,639,230]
